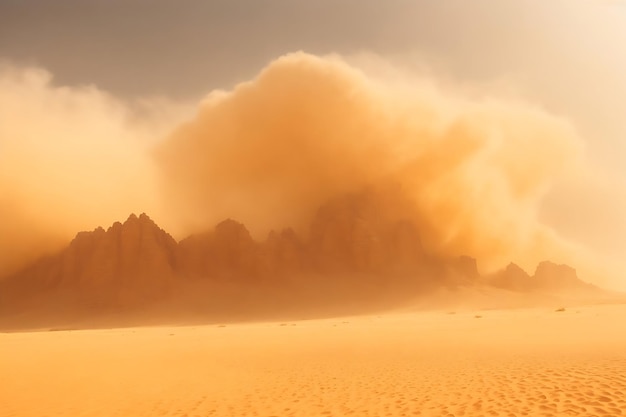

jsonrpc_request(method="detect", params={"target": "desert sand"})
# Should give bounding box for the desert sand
[2,303,626,417]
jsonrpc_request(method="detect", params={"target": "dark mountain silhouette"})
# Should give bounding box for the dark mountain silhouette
[177,218,266,281]
[488,261,600,295]
[0,193,607,330]
[0,214,177,311]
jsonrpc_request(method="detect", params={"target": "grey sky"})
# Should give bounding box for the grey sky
[0,1,621,97]
[1,1,624,154]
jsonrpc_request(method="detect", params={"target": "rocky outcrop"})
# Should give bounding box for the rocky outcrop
[443,255,481,285]
[489,263,533,292]
[1,213,178,307]
[533,261,596,293]
[177,219,267,281]
[307,192,426,275]
[488,261,597,294]
[262,228,305,277]
[0,204,602,324]
[68,213,177,290]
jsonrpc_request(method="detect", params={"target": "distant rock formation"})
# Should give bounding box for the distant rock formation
[488,261,598,294]
[489,263,534,292]
[1,213,178,308]
[533,261,597,293]
[0,196,603,327]
[176,191,432,284]
[445,256,481,286]
[177,218,266,281]
[262,228,305,278]
[307,192,426,275]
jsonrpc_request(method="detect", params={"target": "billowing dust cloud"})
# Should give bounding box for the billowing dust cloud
[0,64,186,276]
[0,52,617,282]
[156,52,583,273]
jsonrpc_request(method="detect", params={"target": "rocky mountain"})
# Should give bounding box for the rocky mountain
[0,213,178,309]
[307,192,427,275]
[488,261,599,294]
[177,218,266,281]
[0,194,605,328]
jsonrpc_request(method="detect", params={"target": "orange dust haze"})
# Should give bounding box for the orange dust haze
[0,64,187,276]
[0,52,620,284]
[156,52,583,273]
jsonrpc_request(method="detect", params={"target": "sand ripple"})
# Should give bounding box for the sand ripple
[2,307,626,417]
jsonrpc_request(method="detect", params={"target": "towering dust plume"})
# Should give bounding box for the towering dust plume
[0,52,614,282]
[0,64,186,276]
[156,52,583,273]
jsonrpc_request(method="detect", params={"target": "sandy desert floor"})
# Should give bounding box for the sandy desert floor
[2,304,626,417]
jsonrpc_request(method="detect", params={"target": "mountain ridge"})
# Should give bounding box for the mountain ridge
[0,202,610,330]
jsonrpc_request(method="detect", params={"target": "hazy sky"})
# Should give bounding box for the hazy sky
[1,1,624,159]
[1,0,625,279]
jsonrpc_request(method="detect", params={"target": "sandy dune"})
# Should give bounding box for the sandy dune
[2,304,626,417]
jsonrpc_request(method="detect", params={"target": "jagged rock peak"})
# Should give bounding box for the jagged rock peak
[455,256,480,280]
[107,221,123,232]
[105,212,167,233]
[123,212,159,226]
[215,218,247,229]
[534,261,577,276]
[68,214,175,251]
[505,262,530,276]
[534,261,581,288]
[73,226,105,241]
[214,218,253,241]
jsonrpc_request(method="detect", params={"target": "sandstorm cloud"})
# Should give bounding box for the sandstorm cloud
[0,64,172,275]
[156,53,583,272]
[0,52,612,282]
